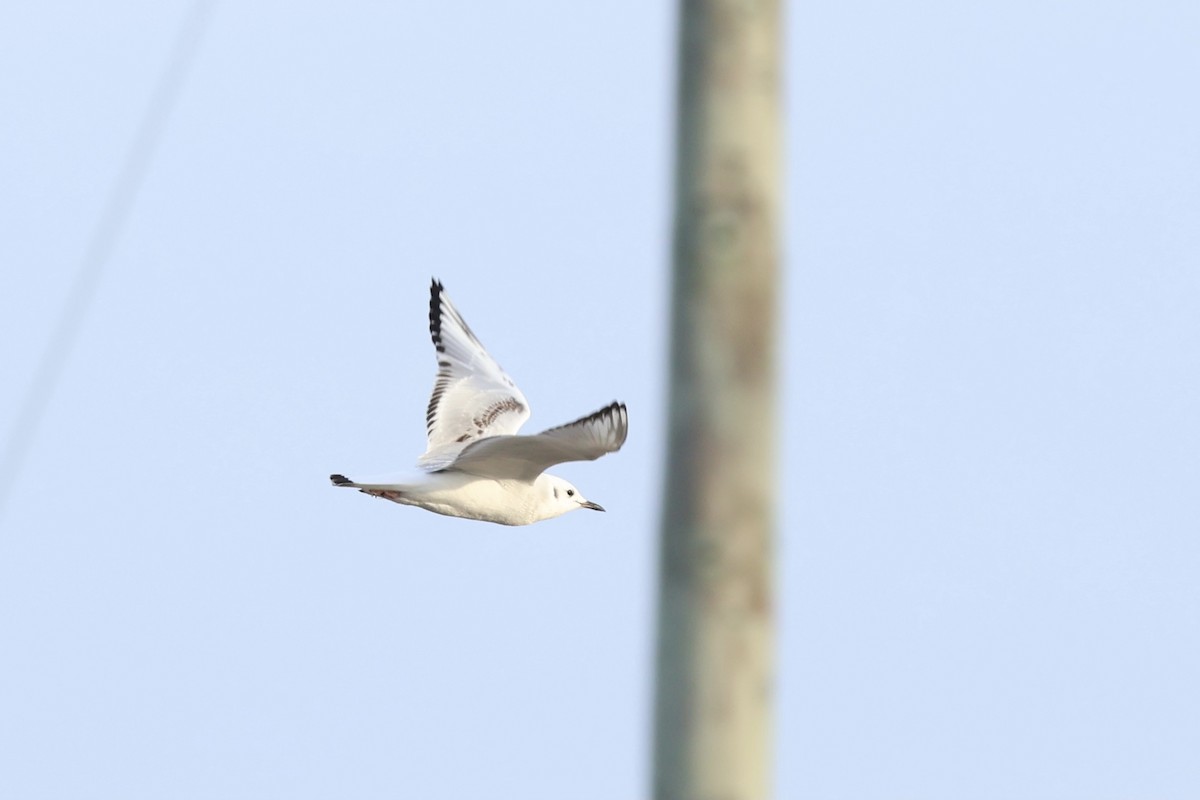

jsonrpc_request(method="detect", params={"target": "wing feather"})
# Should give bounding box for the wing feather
[418,280,531,470]
[445,402,628,480]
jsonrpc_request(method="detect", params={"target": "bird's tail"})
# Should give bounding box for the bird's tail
[329,472,416,489]
[329,473,412,504]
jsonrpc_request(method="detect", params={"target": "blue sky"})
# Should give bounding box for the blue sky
[2,2,1199,798]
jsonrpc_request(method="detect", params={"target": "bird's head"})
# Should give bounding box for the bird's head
[539,474,605,519]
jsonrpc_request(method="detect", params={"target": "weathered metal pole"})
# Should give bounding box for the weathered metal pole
[652,0,781,798]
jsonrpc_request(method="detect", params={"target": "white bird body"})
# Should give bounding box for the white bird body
[331,280,628,525]
[332,471,584,526]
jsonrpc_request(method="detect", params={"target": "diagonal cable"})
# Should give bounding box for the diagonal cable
[0,0,215,523]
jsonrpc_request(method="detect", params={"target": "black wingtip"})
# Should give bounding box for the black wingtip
[607,401,629,446]
[429,278,446,352]
[330,473,353,486]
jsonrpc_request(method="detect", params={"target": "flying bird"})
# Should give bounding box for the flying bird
[330,279,628,525]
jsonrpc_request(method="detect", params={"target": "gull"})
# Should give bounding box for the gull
[330,279,628,526]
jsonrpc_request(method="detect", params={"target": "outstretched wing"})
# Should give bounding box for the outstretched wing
[445,402,628,480]
[418,280,531,471]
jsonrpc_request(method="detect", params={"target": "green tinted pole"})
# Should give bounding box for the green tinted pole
[653,1,782,798]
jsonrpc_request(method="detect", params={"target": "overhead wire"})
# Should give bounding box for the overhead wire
[0,0,215,523]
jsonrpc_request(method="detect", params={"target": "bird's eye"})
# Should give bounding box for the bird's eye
[567,489,575,497]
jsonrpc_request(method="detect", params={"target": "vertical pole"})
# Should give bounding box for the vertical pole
[652,0,781,798]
